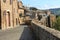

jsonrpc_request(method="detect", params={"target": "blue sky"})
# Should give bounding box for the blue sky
[18,0,60,9]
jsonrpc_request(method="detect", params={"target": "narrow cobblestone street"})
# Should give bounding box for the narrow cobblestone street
[0,25,34,40]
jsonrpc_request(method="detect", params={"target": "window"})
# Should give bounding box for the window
[16,18,18,25]
[3,0,6,3]
[19,13,22,17]
[10,0,12,4]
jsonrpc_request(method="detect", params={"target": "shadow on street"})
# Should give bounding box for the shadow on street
[19,27,35,40]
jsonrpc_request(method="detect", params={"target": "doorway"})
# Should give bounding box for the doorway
[7,11,10,27]
[0,9,1,29]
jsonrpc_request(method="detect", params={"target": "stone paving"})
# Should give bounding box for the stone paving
[0,25,34,40]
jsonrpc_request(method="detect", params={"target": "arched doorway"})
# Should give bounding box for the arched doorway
[0,9,1,29]
[7,11,10,27]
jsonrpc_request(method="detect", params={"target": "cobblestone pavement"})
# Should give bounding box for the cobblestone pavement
[0,25,34,40]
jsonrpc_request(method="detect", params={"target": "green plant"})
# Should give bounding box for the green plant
[53,16,60,31]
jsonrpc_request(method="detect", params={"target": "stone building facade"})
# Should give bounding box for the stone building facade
[0,0,18,30]
[35,10,56,27]
[44,11,56,27]
[18,1,24,24]
[49,14,56,27]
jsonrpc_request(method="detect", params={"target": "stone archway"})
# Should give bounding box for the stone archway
[7,11,10,27]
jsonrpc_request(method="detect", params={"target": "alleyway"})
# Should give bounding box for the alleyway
[0,25,34,40]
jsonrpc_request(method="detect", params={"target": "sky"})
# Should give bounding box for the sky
[18,0,60,9]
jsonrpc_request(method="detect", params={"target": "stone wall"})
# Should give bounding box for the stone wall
[0,0,18,30]
[1,0,13,29]
[31,20,60,40]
